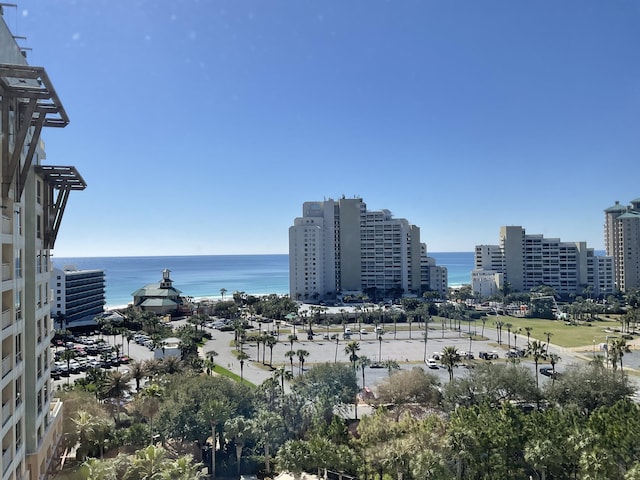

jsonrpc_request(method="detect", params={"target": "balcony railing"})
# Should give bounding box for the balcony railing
[2,448,11,474]
[1,263,10,282]
[1,401,10,426]
[1,215,10,235]
[1,355,12,378]
[1,310,10,330]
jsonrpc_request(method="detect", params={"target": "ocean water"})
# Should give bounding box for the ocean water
[53,252,473,308]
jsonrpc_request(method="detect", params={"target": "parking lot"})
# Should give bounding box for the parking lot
[52,316,590,394]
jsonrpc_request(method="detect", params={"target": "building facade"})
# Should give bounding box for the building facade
[131,269,187,316]
[51,266,105,328]
[1,11,86,480]
[473,226,613,298]
[604,198,640,293]
[289,197,447,301]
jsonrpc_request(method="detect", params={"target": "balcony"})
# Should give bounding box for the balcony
[2,447,11,474]
[1,401,10,426]
[1,216,10,235]
[1,356,11,378]
[1,310,10,331]
[1,263,10,282]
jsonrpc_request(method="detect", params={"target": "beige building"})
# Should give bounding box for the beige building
[289,197,446,301]
[604,198,640,293]
[1,11,86,480]
[474,226,613,298]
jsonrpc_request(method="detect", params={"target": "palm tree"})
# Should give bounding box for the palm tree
[266,336,278,367]
[285,350,296,375]
[137,382,164,445]
[440,346,460,382]
[526,340,547,389]
[204,351,218,375]
[203,399,232,480]
[296,349,310,375]
[495,320,504,344]
[524,326,533,347]
[334,335,340,363]
[160,356,184,375]
[99,370,131,425]
[422,328,430,362]
[274,365,293,392]
[164,454,207,480]
[220,288,227,301]
[378,333,384,363]
[513,327,522,349]
[60,348,77,386]
[129,360,146,392]
[481,316,487,337]
[124,330,135,357]
[72,410,103,461]
[549,353,561,385]
[610,338,631,373]
[126,444,169,479]
[383,359,400,376]
[344,340,360,370]
[225,416,253,477]
[237,351,250,381]
[505,323,513,349]
[544,331,553,351]
[252,409,283,475]
[79,457,114,479]
[356,355,371,388]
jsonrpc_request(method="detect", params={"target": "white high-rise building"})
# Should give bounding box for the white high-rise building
[289,197,446,301]
[1,12,86,480]
[473,226,613,298]
[604,198,640,293]
[52,267,106,328]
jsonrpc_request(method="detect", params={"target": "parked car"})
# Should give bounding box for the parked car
[426,358,439,369]
[539,366,560,379]
[479,351,499,360]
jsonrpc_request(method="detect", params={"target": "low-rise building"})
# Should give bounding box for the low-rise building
[131,269,188,316]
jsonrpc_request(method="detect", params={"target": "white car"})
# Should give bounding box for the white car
[426,358,439,369]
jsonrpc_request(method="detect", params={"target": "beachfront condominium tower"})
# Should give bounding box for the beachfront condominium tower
[1,11,86,480]
[604,198,640,293]
[52,266,106,328]
[473,226,614,298]
[289,197,447,301]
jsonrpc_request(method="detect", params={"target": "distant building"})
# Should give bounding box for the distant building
[131,269,187,315]
[289,197,447,301]
[153,337,181,360]
[420,244,448,296]
[604,198,640,292]
[473,226,613,298]
[51,266,106,328]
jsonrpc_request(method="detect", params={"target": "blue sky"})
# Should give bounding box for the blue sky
[7,1,640,256]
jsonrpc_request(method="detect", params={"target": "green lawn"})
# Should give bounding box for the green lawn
[210,364,255,386]
[477,314,628,350]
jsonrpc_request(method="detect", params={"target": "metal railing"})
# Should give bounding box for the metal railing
[1,310,10,330]
[1,215,11,235]
[1,355,12,378]
[1,263,10,282]
[1,401,10,426]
